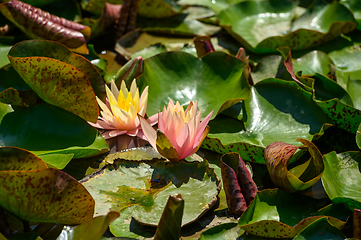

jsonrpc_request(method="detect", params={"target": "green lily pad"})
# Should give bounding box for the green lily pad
[137,51,250,120]
[8,40,106,122]
[0,102,12,123]
[137,0,181,18]
[238,189,351,238]
[39,153,74,169]
[0,166,95,224]
[321,151,361,210]
[81,158,221,226]
[199,222,239,240]
[293,217,346,240]
[137,6,221,36]
[292,51,335,77]
[341,0,361,30]
[177,0,233,14]
[0,103,109,159]
[217,0,357,53]
[202,78,330,163]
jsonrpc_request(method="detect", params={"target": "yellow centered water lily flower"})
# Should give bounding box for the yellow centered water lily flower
[89,79,157,139]
[140,100,212,162]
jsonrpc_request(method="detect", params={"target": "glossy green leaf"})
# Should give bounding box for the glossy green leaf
[238,189,351,238]
[154,194,184,240]
[292,51,335,77]
[137,51,250,120]
[137,7,221,36]
[264,138,324,192]
[137,0,181,18]
[0,146,47,171]
[321,151,361,210]
[56,212,120,240]
[217,0,357,53]
[0,102,12,123]
[341,0,361,30]
[293,217,346,240]
[0,103,109,159]
[0,168,95,224]
[38,153,74,170]
[81,158,221,226]
[199,222,239,240]
[203,78,330,163]
[177,0,233,14]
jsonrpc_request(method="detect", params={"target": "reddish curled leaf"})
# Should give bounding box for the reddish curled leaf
[0,0,90,54]
[221,152,257,217]
[114,0,138,43]
[0,147,47,171]
[264,138,324,192]
[0,168,95,224]
[154,194,184,240]
[194,36,215,58]
[354,209,361,239]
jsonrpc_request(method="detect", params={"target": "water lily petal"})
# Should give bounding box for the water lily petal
[88,119,116,130]
[102,130,127,139]
[194,111,213,142]
[120,80,128,99]
[175,123,191,159]
[139,115,157,150]
[110,80,119,100]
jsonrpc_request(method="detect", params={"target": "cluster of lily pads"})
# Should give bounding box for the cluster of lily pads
[0,0,361,239]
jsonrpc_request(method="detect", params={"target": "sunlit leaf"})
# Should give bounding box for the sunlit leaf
[217,0,356,53]
[321,151,361,210]
[81,158,221,227]
[0,167,95,224]
[137,51,250,120]
[56,212,120,240]
[0,146,47,171]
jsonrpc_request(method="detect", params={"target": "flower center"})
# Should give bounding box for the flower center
[117,92,135,112]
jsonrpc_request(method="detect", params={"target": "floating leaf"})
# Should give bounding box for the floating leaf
[81,158,221,227]
[0,146,47,171]
[137,7,221,36]
[264,138,324,192]
[293,217,346,240]
[8,40,101,123]
[0,167,95,224]
[0,103,109,159]
[56,212,120,240]
[321,151,361,210]
[203,78,330,163]
[238,189,351,238]
[136,51,250,120]
[137,0,181,18]
[154,194,184,240]
[199,222,240,240]
[217,0,357,53]
[0,0,90,53]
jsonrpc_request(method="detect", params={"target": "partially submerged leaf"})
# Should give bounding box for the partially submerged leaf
[0,168,95,224]
[0,0,90,53]
[154,194,184,240]
[264,138,324,192]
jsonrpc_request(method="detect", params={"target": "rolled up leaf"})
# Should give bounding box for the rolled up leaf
[264,138,324,192]
[154,194,184,240]
[0,0,90,53]
[194,36,215,58]
[221,152,257,217]
[354,209,361,239]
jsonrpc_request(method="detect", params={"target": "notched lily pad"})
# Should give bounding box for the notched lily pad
[217,0,357,53]
[238,189,351,238]
[81,159,221,227]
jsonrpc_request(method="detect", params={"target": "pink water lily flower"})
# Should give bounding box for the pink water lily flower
[89,79,157,140]
[140,100,212,162]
